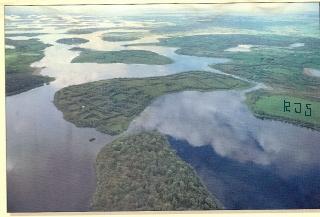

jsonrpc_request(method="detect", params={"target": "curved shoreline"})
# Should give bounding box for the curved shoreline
[6,13,320,210]
[5,38,55,96]
[53,70,251,211]
[53,71,251,136]
[245,90,320,132]
[248,110,320,132]
[92,132,222,211]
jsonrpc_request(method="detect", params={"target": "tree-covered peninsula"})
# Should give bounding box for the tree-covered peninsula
[54,71,250,135]
[92,132,221,211]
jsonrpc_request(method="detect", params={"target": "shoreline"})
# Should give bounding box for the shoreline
[5,38,55,96]
[92,131,222,211]
[53,71,251,136]
[245,90,320,132]
[250,111,320,132]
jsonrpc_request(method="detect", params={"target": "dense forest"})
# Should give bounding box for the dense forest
[92,132,221,211]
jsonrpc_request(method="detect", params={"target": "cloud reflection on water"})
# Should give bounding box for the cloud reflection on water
[128,90,320,176]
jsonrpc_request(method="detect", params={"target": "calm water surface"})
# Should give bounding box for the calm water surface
[6,13,320,211]
[128,90,320,209]
[6,16,229,212]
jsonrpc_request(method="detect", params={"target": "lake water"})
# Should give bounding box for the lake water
[6,15,230,212]
[128,90,320,209]
[304,68,320,77]
[5,10,320,211]
[289,42,305,48]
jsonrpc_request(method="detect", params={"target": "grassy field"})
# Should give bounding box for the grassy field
[5,38,54,96]
[213,45,320,95]
[128,34,305,56]
[92,131,221,211]
[246,90,320,130]
[71,49,173,65]
[101,32,143,42]
[130,33,320,128]
[54,71,250,135]
[56,37,89,45]
[132,34,320,94]
[156,34,302,57]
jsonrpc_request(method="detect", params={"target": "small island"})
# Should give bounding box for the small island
[92,131,221,211]
[71,49,173,65]
[101,32,143,42]
[66,28,107,34]
[56,37,89,45]
[54,71,250,135]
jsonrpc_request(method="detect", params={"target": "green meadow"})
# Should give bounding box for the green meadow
[129,33,320,128]
[246,90,320,130]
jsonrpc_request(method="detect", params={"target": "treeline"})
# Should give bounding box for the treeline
[91,132,221,211]
[5,38,54,96]
[54,71,250,135]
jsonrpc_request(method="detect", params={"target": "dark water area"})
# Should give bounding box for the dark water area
[129,90,320,209]
[6,4,320,212]
[168,136,320,209]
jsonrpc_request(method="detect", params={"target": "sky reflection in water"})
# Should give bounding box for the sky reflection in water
[5,4,320,211]
[5,15,229,211]
[128,90,320,208]
[128,90,320,176]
